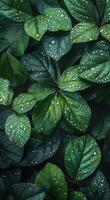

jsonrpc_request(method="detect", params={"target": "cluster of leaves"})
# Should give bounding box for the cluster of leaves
[0,0,110,199]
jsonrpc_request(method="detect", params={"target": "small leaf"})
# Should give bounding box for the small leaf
[104,0,110,23]
[35,163,68,200]
[62,93,91,132]
[81,171,110,200]
[24,16,48,41]
[20,132,60,166]
[0,78,13,106]
[5,113,31,147]
[44,8,72,31]
[70,23,99,43]
[43,34,72,61]
[78,48,110,83]
[32,94,62,134]
[100,24,110,41]
[0,0,32,22]
[65,136,101,181]
[12,93,37,114]
[59,66,90,92]
[12,183,45,200]
[28,83,55,101]
[70,191,87,200]
[64,0,99,23]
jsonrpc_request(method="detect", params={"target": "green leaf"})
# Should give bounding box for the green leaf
[59,66,90,92]
[28,83,55,101]
[81,171,110,200]
[32,94,62,134]
[12,93,37,114]
[0,0,32,22]
[44,8,72,31]
[70,23,99,43]
[100,24,110,41]
[24,16,48,41]
[20,132,60,166]
[0,23,29,56]
[43,34,72,61]
[5,113,31,147]
[62,93,91,132]
[0,78,13,106]
[0,51,27,86]
[95,0,106,18]
[0,130,23,169]
[64,0,99,22]
[70,191,87,200]
[12,183,45,200]
[104,0,110,23]
[65,136,101,181]
[21,50,56,84]
[35,163,68,200]
[78,48,110,83]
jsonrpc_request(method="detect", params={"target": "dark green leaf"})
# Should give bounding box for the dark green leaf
[35,163,68,200]
[65,136,101,181]
[70,191,87,200]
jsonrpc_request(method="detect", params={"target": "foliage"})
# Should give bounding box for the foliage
[0,0,110,199]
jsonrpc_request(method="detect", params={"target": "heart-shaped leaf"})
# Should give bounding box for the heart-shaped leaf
[5,113,31,147]
[35,163,68,200]
[65,136,101,181]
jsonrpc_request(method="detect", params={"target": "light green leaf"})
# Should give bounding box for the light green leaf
[100,24,110,41]
[28,83,55,101]
[0,78,13,106]
[65,136,101,181]
[62,93,91,132]
[12,93,37,114]
[24,16,48,41]
[44,8,72,31]
[81,171,110,200]
[0,51,27,86]
[78,48,110,83]
[32,94,62,134]
[5,113,31,147]
[12,183,45,200]
[70,23,99,43]
[43,34,72,61]
[0,0,32,22]
[35,163,68,200]
[59,66,90,92]
[64,0,99,22]
[70,191,87,200]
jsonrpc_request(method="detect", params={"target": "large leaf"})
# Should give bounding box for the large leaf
[59,66,90,92]
[0,23,29,56]
[12,93,37,114]
[0,78,13,106]
[62,93,91,132]
[100,24,110,41]
[20,132,60,166]
[70,23,99,43]
[12,183,45,200]
[35,163,68,200]
[32,94,62,134]
[78,48,110,83]
[43,34,72,61]
[0,51,27,86]
[64,0,99,22]
[28,83,55,102]
[0,130,23,169]
[5,113,31,147]
[70,191,87,200]
[44,8,72,31]
[0,0,32,22]
[21,50,57,84]
[81,171,110,200]
[65,136,101,181]
[24,16,48,41]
